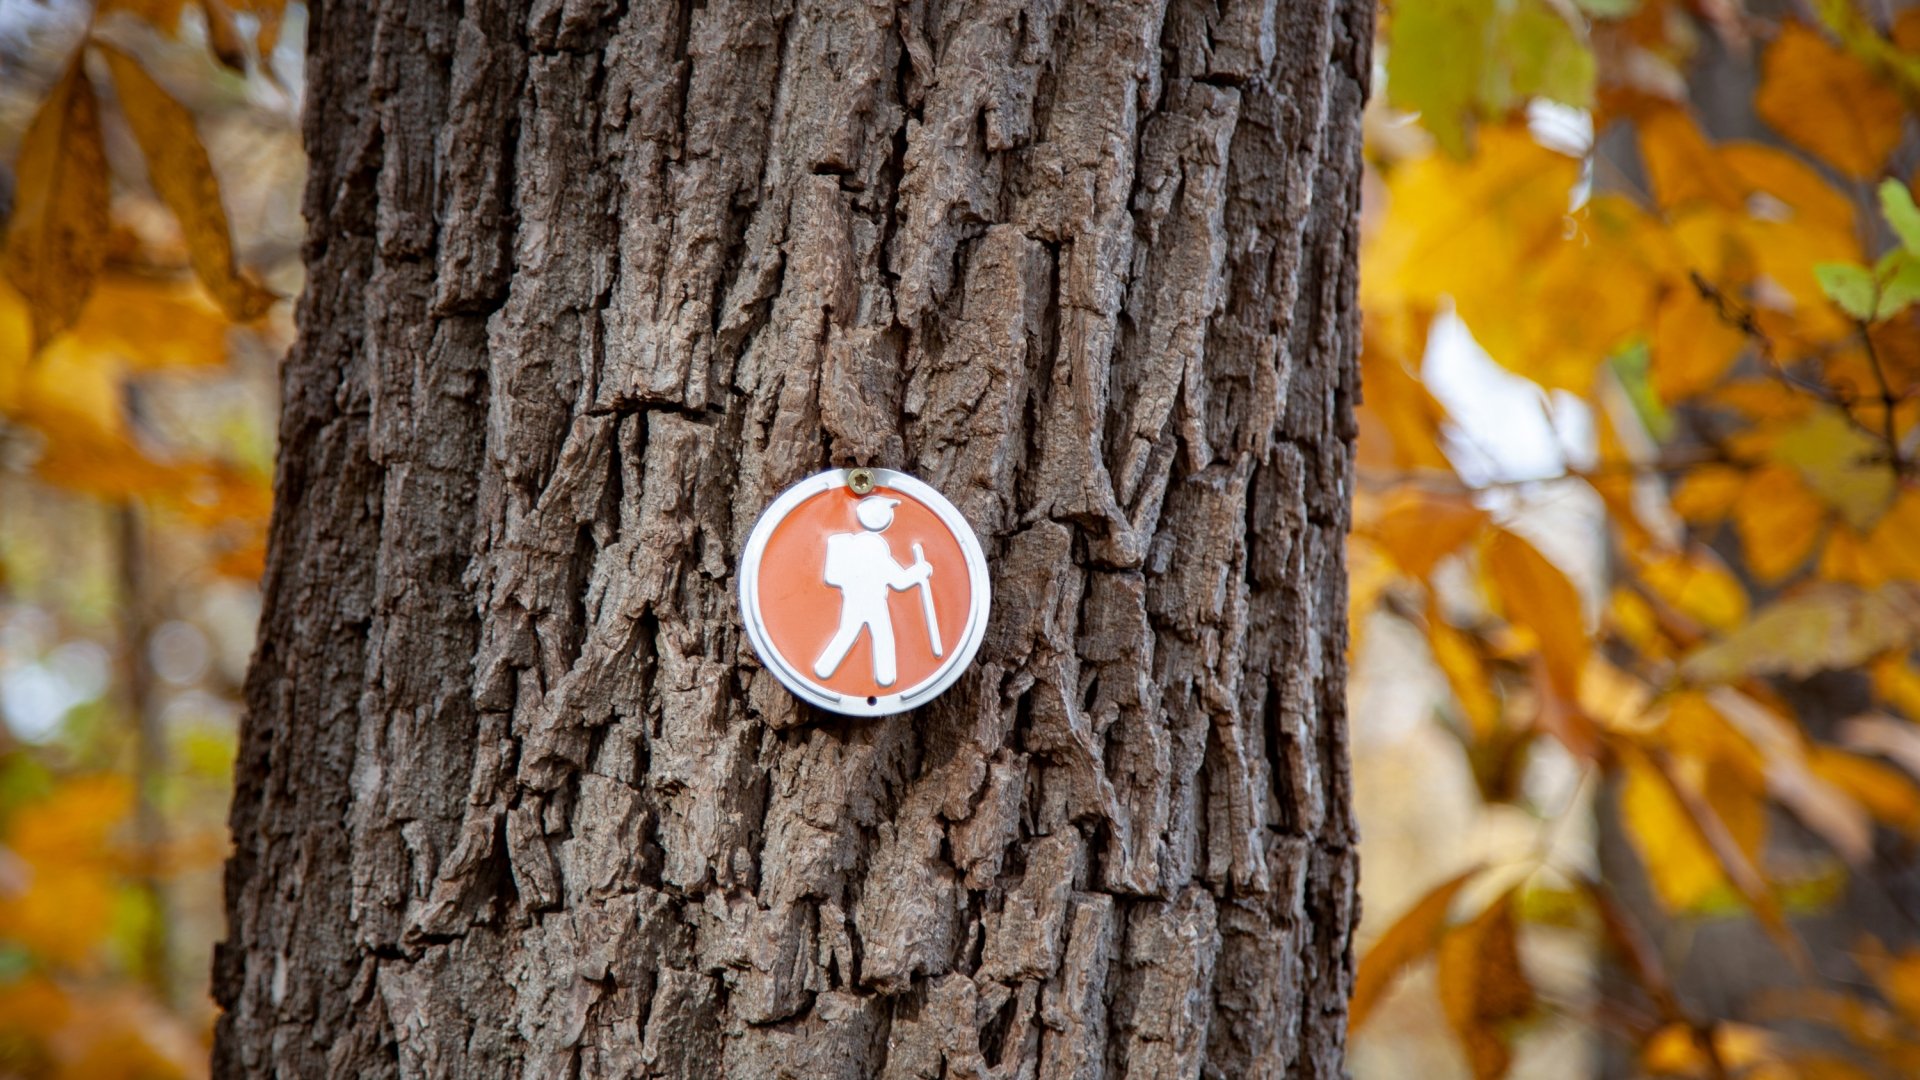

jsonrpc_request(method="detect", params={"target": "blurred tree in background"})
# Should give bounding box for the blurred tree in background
[4,0,1920,1075]
[0,2,293,1076]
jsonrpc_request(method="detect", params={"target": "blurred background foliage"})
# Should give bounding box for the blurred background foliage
[2,0,1920,1077]
[0,1,295,1076]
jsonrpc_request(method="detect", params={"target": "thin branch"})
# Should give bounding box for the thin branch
[1355,450,1764,494]
[1857,319,1910,478]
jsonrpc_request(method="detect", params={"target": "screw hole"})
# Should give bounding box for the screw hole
[867,696,877,706]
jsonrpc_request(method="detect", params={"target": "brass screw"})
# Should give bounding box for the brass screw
[847,468,875,494]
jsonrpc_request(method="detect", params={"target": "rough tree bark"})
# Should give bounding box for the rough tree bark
[213,1,1370,1077]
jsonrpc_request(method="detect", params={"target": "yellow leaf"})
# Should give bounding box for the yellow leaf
[1808,746,1920,836]
[1351,865,1482,1030]
[1608,586,1664,656]
[1669,465,1745,525]
[1739,214,1865,344]
[1580,657,1651,731]
[99,44,275,322]
[1357,324,1457,474]
[1621,746,1773,920]
[1641,1022,1775,1076]
[1,52,111,352]
[64,275,231,371]
[1436,890,1535,1080]
[1426,609,1503,737]
[1682,583,1920,684]
[1756,22,1905,179]
[1483,529,1587,698]
[1366,488,1489,578]
[1731,463,1825,582]
[1872,655,1920,721]
[1637,547,1748,633]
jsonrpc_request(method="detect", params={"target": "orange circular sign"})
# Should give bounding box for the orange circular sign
[739,469,990,716]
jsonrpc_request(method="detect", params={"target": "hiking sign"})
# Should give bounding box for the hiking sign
[738,468,990,717]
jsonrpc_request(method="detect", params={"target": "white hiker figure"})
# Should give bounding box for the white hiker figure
[814,495,940,687]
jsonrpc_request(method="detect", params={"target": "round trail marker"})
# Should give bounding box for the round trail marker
[739,468,990,717]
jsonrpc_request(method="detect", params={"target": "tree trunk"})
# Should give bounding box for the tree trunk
[213,1,1370,1077]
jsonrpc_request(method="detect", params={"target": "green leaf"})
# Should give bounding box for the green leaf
[1608,342,1672,440]
[1880,179,1920,255]
[1504,0,1597,109]
[1385,0,1593,155]
[1814,261,1876,319]
[1387,0,1496,156]
[1876,251,1920,319]
[1572,0,1639,17]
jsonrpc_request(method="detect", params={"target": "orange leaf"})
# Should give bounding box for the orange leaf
[1641,1022,1775,1076]
[1650,287,1747,403]
[1367,488,1489,579]
[1872,655,1920,721]
[1730,463,1824,583]
[99,44,275,322]
[1,52,111,352]
[1755,22,1904,179]
[1638,109,1743,213]
[1668,465,1745,525]
[1350,865,1482,1030]
[1482,529,1587,698]
[1720,142,1857,236]
[1436,889,1536,1080]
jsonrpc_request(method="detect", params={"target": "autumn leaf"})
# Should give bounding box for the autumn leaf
[1755,22,1905,179]
[1641,1022,1776,1076]
[1351,865,1483,1029]
[1,53,112,352]
[1365,487,1489,578]
[1426,607,1504,737]
[99,44,276,322]
[1385,0,1592,156]
[0,774,133,969]
[1436,889,1536,1080]
[1638,110,1743,213]
[1635,548,1748,634]
[1773,407,1896,532]
[1482,529,1587,698]
[1681,584,1920,684]
[1730,463,1825,583]
[1621,739,1761,913]
[1808,746,1920,836]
